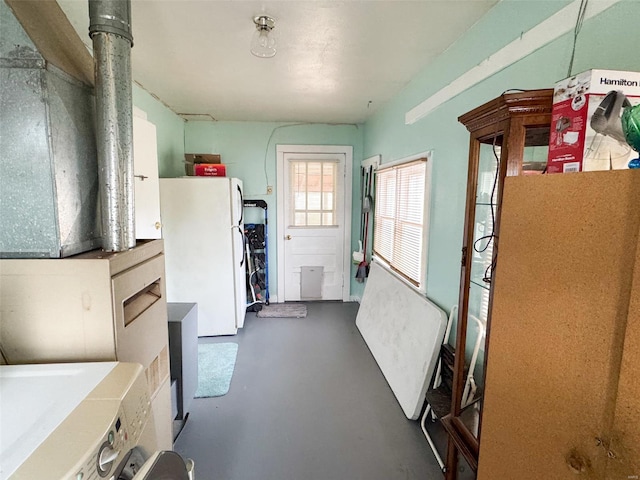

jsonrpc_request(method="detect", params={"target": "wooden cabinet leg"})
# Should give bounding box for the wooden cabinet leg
[445,437,458,480]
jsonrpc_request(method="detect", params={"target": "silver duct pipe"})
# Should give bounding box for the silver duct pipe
[89,0,135,252]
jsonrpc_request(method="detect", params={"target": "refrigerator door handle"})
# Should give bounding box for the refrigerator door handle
[235,225,245,268]
[237,184,244,226]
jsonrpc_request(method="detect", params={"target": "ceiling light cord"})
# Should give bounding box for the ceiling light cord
[263,123,308,187]
[567,0,589,77]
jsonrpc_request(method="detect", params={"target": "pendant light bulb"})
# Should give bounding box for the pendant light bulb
[251,15,276,58]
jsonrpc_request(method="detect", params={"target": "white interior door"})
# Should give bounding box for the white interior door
[133,110,161,239]
[277,146,352,302]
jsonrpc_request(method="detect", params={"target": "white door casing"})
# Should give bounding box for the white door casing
[277,145,353,302]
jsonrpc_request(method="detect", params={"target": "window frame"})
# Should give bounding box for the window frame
[372,151,432,294]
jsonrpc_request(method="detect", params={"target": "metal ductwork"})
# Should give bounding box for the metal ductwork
[89,0,135,252]
[0,0,101,258]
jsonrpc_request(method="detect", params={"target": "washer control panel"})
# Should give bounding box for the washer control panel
[80,367,152,480]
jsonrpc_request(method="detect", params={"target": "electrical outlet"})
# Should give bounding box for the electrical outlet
[266,186,273,195]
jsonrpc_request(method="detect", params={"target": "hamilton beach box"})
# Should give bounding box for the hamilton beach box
[547,69,640,173]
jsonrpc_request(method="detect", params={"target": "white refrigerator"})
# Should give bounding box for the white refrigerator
[160,177,247,336]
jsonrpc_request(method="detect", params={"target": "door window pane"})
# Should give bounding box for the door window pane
[322,192,334,210]
[307,212,322,225]
[290,160,338,227]
[294,192,306,210]
[308,192,322,210]
[295,212,306,225]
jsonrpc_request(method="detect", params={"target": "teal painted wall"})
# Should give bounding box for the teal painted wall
[133,84,185,178]
[183,121,364,301]
[131,0,640,311]
[363,0,640,315]
[132,86,365,301]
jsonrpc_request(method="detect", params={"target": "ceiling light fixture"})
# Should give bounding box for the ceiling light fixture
[250,15,276,58]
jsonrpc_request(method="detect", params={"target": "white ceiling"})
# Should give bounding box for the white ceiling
[57,0,498,124]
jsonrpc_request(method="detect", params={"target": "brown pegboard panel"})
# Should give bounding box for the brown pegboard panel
[477,170,640,479]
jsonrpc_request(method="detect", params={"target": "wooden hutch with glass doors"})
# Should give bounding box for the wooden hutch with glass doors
[442,89,554,478]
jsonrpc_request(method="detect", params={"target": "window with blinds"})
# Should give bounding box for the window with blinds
[373,158,428,288]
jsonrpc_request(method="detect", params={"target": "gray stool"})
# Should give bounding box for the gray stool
[167,303,198,421]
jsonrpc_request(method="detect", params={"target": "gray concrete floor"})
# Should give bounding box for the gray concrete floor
[173,301,446,480]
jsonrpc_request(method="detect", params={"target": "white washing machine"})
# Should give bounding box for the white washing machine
[0,362,193,480]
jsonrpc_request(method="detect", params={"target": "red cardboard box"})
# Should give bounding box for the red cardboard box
[194,163,226,177]
[547,69,640,173]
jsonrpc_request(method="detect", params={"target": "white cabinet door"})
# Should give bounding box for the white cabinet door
[133,111,161,239]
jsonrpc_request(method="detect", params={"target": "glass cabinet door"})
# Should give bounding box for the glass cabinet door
[522,126,551,174]
[456,126,550,438]
[457,136,502,440]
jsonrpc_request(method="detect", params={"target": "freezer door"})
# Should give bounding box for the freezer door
[230,178,247,328]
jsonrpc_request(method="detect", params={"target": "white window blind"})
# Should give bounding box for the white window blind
[373,159,427,287]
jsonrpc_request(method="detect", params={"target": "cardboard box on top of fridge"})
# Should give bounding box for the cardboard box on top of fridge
[185,154,221,175]
[547,69,640,174]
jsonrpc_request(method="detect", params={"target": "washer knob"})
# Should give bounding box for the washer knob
[97,443,119,476]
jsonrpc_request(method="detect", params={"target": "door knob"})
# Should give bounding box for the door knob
[155,222,161,230]
[286,235,292,240]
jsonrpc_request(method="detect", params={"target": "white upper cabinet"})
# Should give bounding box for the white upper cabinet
[133,107,162,240]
